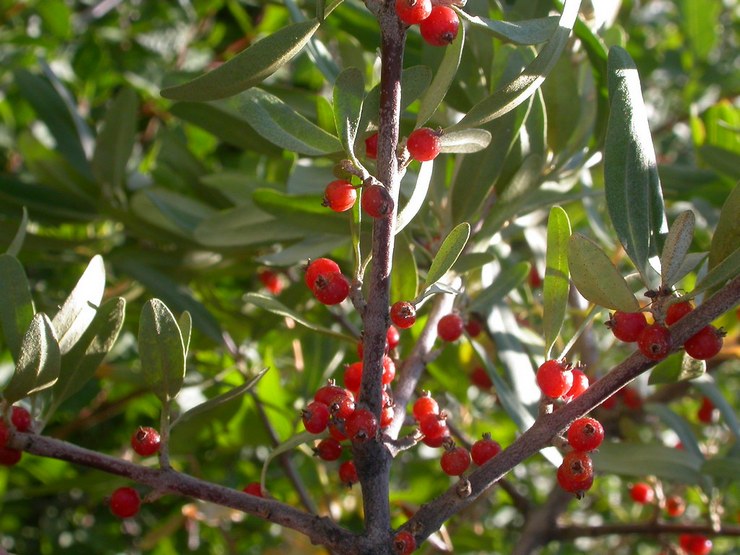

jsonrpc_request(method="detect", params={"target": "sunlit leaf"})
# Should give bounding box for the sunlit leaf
[660,210,695,289]
[457,11,558,45]
[333,67,365,162]
[470,262,530,313]
[707,184,740,272]
[423,223,470,290]
[543,206,571,359]
[439,129,492,154]
[396,162,433,234]
[5,207,28,257]
[252,189,351,235]
[139,299,186,403]
[0,254,35,363]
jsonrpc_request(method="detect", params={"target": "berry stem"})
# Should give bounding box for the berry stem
[158,399,172,470]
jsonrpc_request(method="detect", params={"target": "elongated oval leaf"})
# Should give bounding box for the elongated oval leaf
[391,233,418,305]
[604,46,668,285]
[423,223,470,290]
[457,11,558,45]
[543,206,571,359]
[195,206,305,247]
[470,261,530,313]
[708,183,740,271]
[252,189,351,235]
[51,255,106,355]
[448,0,581,131]
[661,210,695,288]
[439,129,492,154]
[3,313,60,403]
[138,299,186,403]
[692,246,740,297]
[161,19,320,101]
[592,442,705,485]
[396,161,433,234]
[238,89,342,155]
[0,254,35,363]
[568,233,640,311]
[333,67,365,161]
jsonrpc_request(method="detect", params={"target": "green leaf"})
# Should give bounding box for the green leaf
[439,129,492,154]
[195,206,305,248]
[698,145,740,180]
[457,12,558,45]
[5,207,28,256]
[649,352,706,385]
[416,20,465,127]
[702,456,740,485]
[692,374,740,439]
[53,297,126,407]
[238,88,342,155]
[360,66,432,130]
[252,189,351,235]
[692,246,740,298]
[51,255,106,355]
[708,184,740,271]
[423,223,470,290]
[131,188,216,237]
[244,293,355,343]
[257,235,350,266]
[568,233,640,311]
[679,0,720,59]
[333,67,365,162]
[138,299,186,403]
[660,210,695,289]
[643,403,704,461]
[448,0,581,130]
[469,261,530,313]
[0,254,35,363]
[179,311,192,359]
[391,234,418,305]
[592,442,706,485]
[396,162,433,234]
[161,19,320,101]
[3,313,60,403]
[604,46,668,285]
[543,206,571,359]
[91,87,139,195]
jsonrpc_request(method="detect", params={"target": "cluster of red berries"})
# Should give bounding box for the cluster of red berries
[395,0,460,47]
[323,177,394,219]
[607,300,724,361]
[536,359,590,401]
[304,257,351,305]
[0,405,32,466]
[557,416,604,496]
[390,303,475,345]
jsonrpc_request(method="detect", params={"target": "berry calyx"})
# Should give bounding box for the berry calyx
[365,133,379,159]
[665,300,693,325]
[630,482,654,504]
[566,417,604,452]
[304,258,340,289]
[395,0,432,25]
[390,301,417,329]
[437,313,464,342]
[471,433,501,466]
[664,495,686,517]
[679,534,712,555]
[684,325,723,360]
[243,482,265,497]
[315,438,343,461]
[637,324,672,360]
[419,6,459,46]
[393,529,417,554]
[440,444,471,476]
[536,359,574,399]
[362,184,394,218]
[109,486,141,518]
[339,460,359,487]
[607,311,648,343]
[412,393,439,421]
[312,271,350,305]
[11,406,32,432]
[323,179,357,212]
[406,128,441,162]
[302,401,331,434]
[346,408,378,442]
[131,426,161,457]
[556,451,594,496]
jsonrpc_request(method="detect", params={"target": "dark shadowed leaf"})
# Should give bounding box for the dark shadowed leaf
[592,442,706,485]
[5,207,28,256]
[139,299,186,403]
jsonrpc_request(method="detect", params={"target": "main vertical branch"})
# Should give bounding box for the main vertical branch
[354,2,406,549]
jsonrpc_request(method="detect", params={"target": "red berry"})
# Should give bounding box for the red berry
[0,447,22,466]
[11,406,32,432]
[314,382,354,408]
[390,301,417,329]
[621,386,643,409]
[329,423,348,442]
[565,368,589,400]
[437,313,464,342]
[312,271,350,305]
[536,359,574,399]
[344,362,363,395]
[528,266,543,289]
[684,325,723,360]
[339,460,358,486]
[419,6,459,46]
[381,404,395,429]
[131,426,161,457]
[607,311,648,343]
[418,411,448,439]
[470,366,493,390]
[0,424,8,449]
[323,179,357,212]
[381,355,396,385]
[666,300,693,325]
[302,401,331,434]
[637,324,672,360]
[406,128,441,162]
[393,529,417,554]
[365,132,379,159]
[109,487,141,518]
[421,431,449,448]
[386,325,400,351]
[258,269,283,295]
[630,482,654,504]
[304,258,340,289]
[362,184,394,218]
[464,317,482,337]
[243,482,265,497]
[664,495,685,517]
[440,444,471,476]
[679,534,712,555]
[471,433,501,465]
[395,0,432,25]
[697,396,715,424]
[566,417,604,452]
[412,393,439,421]
[315,438,343,461]
[557,451,594,495]
[346,408,378,442]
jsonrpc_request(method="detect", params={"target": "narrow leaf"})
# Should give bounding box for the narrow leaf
[423,223,471,290]
[457,11,558,45]
[543,206,571,359]
[708,184,740,271]
[644,403,704,461]
[439,129,492,154]
[396,161,433,234]
[161,19,320,101]
[661,210,695,288]
[333,67,365,162]
[592,442,706,485]
[568,233,640,311]
[391,234,418,305]
[252,189,351,235]
[604,46,668,285]
[0,254,36,362]
[179,311,192,359]
[195,206,305,247]
[3,313,60,403]
[5,207,28,256]
[138,299,186,403]
[51,255,106,355]
[470,262,530,313]
[692,246,740,298]
[239,88,342,155]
